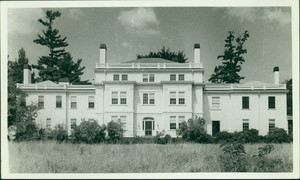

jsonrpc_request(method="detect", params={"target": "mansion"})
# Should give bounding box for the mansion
[18,44,291,137]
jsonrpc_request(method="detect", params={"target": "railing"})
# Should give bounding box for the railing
[95,62,203,69]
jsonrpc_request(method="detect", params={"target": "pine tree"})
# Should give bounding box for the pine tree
[209,30,250,83]
[8,48,29,83]
[137,46,187,63]
[33,10,85,83]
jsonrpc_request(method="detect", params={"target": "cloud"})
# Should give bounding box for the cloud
[222,7,291,25]
[8,8,44,35]
[117,8,160,36]
[66,9,83,20]
[262,8,291,25]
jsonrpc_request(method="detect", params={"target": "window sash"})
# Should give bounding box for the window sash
[120,92,127,104]
[71,96,77,108]
[56,96,62,108]
[268,96,276,109]
[149,74,155,82]
[143,74,148,82]
[71,118,76,129]
[178,74,185,81]
[46,118,51,129]
[170,116,176,129]
[170,74,176,81]
[38,96,44,108]
[179,98,185,104]
[112,92,118,104]
[143,93,148,104]
[88,96,94,108]
[111,116,118,122]
[242,96,249,109]
[122,74,128,81]
[113,74,119,81]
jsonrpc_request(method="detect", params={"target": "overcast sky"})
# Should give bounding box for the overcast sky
[7,7,292,83]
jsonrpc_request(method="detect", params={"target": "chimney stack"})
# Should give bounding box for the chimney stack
[100,44,107,64]
[59,78,69,85]
[194,43,200,64]
[23,64,31,84]
[273,66,280,85]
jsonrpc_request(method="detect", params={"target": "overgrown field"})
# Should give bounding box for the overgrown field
[8,142,293,173]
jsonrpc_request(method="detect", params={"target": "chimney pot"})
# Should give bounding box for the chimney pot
[273,66,280,85]
[99,43,107,64]
[273,66,279,72]
[194,43,201,64]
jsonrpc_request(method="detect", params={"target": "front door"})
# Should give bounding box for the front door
[145,121,152,136]
[212,121,220,136]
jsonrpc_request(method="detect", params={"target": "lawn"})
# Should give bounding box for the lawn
[8,141,293,173]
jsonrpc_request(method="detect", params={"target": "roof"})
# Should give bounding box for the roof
[123,58,177,64]
[35,80,61,87]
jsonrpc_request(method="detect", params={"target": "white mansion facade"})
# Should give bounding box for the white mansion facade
[18,44,291,137]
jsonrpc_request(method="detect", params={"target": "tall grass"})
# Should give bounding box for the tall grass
[8,141,292,173]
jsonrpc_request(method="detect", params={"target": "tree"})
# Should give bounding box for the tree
[33,10,85,83]
[137,46,187,63]
[209,30,250,83]
[107,120,125,143]
[285,78,292,115]
[8,58,40,127]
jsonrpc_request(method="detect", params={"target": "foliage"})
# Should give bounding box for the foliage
[47,124,68,142]
[265,128,291,143]
[177,116,212,143]
[8,50,40,127]
[154,130,172,144]
[14,121,39,141]
[218,143,247,172]
[209,30,250,83]
[107,120,125,143]
[71,120,106,144]
[285,78,292,115]
[137,46,188,63]
[215,129,261,144]
[33,10,85,83]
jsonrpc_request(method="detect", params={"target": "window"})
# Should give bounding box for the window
[149,74,155,82]
[242,96,249,109]
[112,92,118,104]
[71,96,77,109]
[111,116,118,122]
[56,96,62,108]
[46,118,51,129]
[88,96,94,108]
[178,92,185,104]
[71,118,76,129]
[120,92,127,104]
[38,96,44,108]
[178,74,185,81]
[120,116,126,130]
[113,74,119,81]
[269,119,275,132]
[143,74,155,82]
[212,97,220,109]
[143,93,155,105]
[143,74,148,82]
[242,119,249,131]
[178,116,185,129]
[170,74,176,81]
[170,92,176,104]
[170,116,176,129]
[122,74,128,81]
[268,96,276,109]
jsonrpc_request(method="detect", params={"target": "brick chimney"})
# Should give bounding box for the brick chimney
[194,43,200,64]
[100,44,107,64]
[273,66,279,85]
[23,64,31,84]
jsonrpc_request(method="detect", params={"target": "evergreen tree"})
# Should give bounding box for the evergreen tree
[33,10,85,83]
[285,78,292,115]
[137,46,187,63]
[209,30,250,83]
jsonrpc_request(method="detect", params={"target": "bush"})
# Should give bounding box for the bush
[48,124,68,142]
[218,143,247,172]
[71,120,106,144]
[107,120,125,143]
[265,128,291,143]
[177,116,212,143]
[14,121,39,141]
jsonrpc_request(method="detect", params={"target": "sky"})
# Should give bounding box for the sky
[7,6,292,84]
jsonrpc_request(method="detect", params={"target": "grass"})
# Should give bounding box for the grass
[8,141,293,173]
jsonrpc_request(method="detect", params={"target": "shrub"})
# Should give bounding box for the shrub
[14,121,39,141]
[177,116,211,143]
[265,128,291,143]
[71,120,106,144]
[107,120,125,143]
[218,143,247,172]
[48,124,68,142]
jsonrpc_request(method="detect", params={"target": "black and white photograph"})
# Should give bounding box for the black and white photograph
[1,0,299,179]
